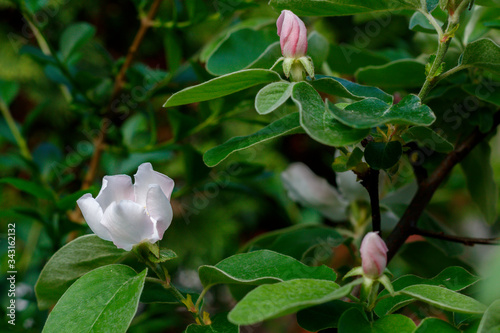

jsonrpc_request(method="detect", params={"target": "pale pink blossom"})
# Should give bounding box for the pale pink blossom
[360,232,388,279]
[77,163,174,251]
[277,10,308,58]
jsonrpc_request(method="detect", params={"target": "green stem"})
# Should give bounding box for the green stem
[435,64,469,83]
[367,281,380,311]
[194,286,211,312]
[418,36,452,101]
[418,9,444,39]
[0,100,32,160]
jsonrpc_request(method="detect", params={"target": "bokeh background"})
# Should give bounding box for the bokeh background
[1,0,500,332]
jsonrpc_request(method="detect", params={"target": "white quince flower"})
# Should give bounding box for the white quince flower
[281,162,368,221]
[77,162,174,251]
[281,162,349,220]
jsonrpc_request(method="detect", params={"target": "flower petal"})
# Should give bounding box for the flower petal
[281,162,348,220]
[77,193,111,241]
[134,162,175,206]
[95,175,134,212]
[101,200,156,251]
[146,185,173,240]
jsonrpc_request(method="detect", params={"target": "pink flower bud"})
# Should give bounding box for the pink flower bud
[276,10,308,58]
[360,232,388,279]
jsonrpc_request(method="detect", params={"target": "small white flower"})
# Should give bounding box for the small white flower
[281,162,368,221]
[77,163,174,251]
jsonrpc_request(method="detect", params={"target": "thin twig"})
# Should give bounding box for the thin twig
[0,100,32,161]
[412,227,500,246]
[361,168,381,232]
[386,111,500,261]
[81,0,163,190]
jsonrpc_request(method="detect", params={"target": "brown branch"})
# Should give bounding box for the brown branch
[80,0,163,191]
[386,111,500,261]
[360,168,381,232]
[412,227,500,246]
[112,0,162,99]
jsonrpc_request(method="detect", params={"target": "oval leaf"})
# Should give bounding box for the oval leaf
[291,81,369,147]
[203,112,303,167]
[401,285,487,314]
[35,235,128,309]
[164,69,281,107]
[255,82,293,115]
[478,299,500,333]
[0,178,54,201]
[364,141,403,170]
[460,38,500,76]
[199,250,336,288]
[338,308,416,333]
[310,76,393,104]
[375,266,480,317]
[42,265,147,333]
[329,95,436,129]
[59,22,96,61]
[228,279,361,325]
[414,318,461,333]
[206,28,279,76]
[401,126,454,153]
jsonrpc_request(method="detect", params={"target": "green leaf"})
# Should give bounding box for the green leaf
[310,76,393,104]
[401,126,454,153]
[327,44,389,76]
[414,318,462,333]
[356,60,427,90]
[240,224,344,259]
[42,265,146,333]
[291,82,369,147]
[164,69,281,107]
[375,266,480,317]
[478,299,500,333]
[199,250,336,288]
[460,39,500,75]
[338,308,416,333]
[228,279,361,325]
[332,147,365,172]
[269,0,421,16]
[401,285,487,314]
[297,300,364,331]
[328,95,436,129]
[185,313,239,333]
[206,28,279,76]
[462,83,500,107]
[35,235,128,309]
[364,141,403,170]
[461,142,498,224]
[0,80,20,105]
[203,112,303,167]
[0,177,54,200]
[148,248,178,263]
[409,11,443,33]
[255,82,294,115]
[59,22,96,61]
